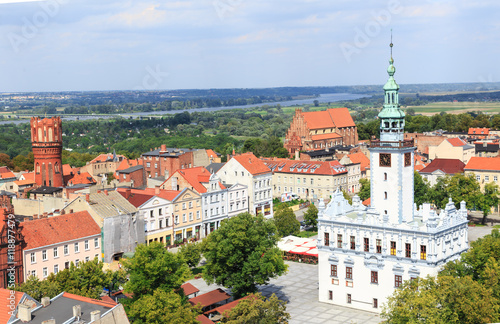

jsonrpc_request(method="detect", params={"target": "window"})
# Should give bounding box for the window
[324,233,330,246]
[405,243,411,258]
[182,203,186,210]
[94,238,99,248]
[43,267,48,278]
[189,212,193,221]
[404,152,411,167]
[196,211,200,219]
[347,294,351,304]
[485,176,490,182]
[350,236,355,250]
[53,247,58,258]
[346,267,353,279]
[64,245,69,255]
[31,270,36,277]
[75,259,80,266]
[371,271,378,284]
[74,243,79,253]
[183,214,187,222]
[150,210,154,218]
[85,256,90,262]
[420,245,427,260]
[494,176,498,182]
[146,162,150,168]
[189,201,193,208]
[30,252,36,263]
[337,234,342,248]
[390,241,396,256]
[331,265,337,277]
[373,298,378,308]
[328,290,333,300]
[395,275,402,288]
[476,175,481,181]
[175,215,179,224]
[384,192,387,200]
[54,264,59,274]
[376,239,382,254]
[42,250,47,261]
[384,173,387,181]
[364,238,369,252]
[85,240,89,251]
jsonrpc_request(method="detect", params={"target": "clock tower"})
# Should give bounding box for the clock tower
[369,39,415,224]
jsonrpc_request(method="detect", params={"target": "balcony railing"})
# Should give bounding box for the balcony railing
[370,139,414,148]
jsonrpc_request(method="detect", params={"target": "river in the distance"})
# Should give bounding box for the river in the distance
[0,93,368,125]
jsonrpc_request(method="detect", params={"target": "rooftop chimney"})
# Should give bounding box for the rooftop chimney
[73,305,81,318]
[17,303,31,322]
[69,209,73,214]
[155,186,160,195]
[160,144,167,153]
[60,209,65,215]
[125,188,131,199]
[90,310,101,322]
[41,296,50,307]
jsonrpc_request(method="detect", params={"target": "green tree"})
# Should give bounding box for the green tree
[179,241,203,268]
[122,242,191,299]
[414,171,431,207]
[127,288,201,324]
[342,189,353,205]
[477,182,499,225]
[303,204,318,228]
[202,213,288,298]
[15,276,61,301]
[220,293,290,324]
[273,205,300,237]
[358,178,370,201]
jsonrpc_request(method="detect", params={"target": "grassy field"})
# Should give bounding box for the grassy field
[407,101,500,115]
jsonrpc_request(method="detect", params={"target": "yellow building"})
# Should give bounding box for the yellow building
[428,137,475,163]
[172,188,203,243]
[464,156,500,213]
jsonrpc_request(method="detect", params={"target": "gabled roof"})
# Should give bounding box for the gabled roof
[14,172,35,186]
[189,288,230,308]
[263,159,347,176]
[116,187,180,203]
[204,295,253,316]
[447,137,467,147]
[62,164,73,176]
[0,167,15,179]
[362,197,371,207]
[119,192,154,208]
[0,289,36,324]
[90,153,125,163]
[66,171,96,186]
[181,283,200,296]
[347,152,370,172]
[465,157,500,171]
[468,128,490,135]
[165,167,225,193]
[232,153,271,175]
[302,108,355,130]
[206,149,220,158]
[87,190,138,218]
[22,211,100,250]
[419,158,465,175]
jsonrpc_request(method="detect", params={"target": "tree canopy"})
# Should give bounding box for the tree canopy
[273,205,300,237]
[303,203,318,228]
[220,293,290,324]
[202,213,288,298]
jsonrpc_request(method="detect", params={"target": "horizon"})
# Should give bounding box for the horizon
[0,1,498,92]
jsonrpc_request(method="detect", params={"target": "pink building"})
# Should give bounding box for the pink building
[22,211,101,281]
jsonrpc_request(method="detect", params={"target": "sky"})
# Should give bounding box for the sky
[0,0,499,92]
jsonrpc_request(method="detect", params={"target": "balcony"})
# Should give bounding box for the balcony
[370,139,414,149]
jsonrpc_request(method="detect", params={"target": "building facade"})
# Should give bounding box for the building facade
[172,188,202,243]
[284,108,358,155]
[317,45,469,313]
[31,117,64,187]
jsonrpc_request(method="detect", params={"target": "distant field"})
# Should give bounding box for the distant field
[407,102,500,115]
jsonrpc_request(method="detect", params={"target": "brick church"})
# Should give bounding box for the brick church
[284,108,358,155]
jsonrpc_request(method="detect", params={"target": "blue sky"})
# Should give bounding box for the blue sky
[0,0,498,92]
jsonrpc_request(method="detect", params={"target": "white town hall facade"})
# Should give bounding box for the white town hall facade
[316,43,469,313]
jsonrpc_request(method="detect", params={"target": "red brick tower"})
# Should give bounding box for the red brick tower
[31,117,64,187]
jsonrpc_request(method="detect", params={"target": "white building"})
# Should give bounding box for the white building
[201,173,248,236]
[217,152,273,217]
[317,45,469,313]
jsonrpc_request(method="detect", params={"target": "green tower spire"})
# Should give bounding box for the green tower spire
[378,31,405,142]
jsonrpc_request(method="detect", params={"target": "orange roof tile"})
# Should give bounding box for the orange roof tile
[468,128,490,135]
[166,167,211,193]
[327,108,356,128]
[62,164,73,176]
[206,149,218,158]
[67,171,96,186]
[348,152,370,172]
[310,133,342,141]
[233,153,271,175]
[0,167,15,179]
[100,295,118,305]
[447,138,467,147]
[362,198,371,206]
[181,283,200,296]
[465,157,500,171]
[263,159,347,176]
[22,211,101,250]
[0,289,25,324]
[301,108,355,130]
[62,292,117,308]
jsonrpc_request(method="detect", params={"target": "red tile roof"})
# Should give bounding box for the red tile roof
[196,315,213,324]
[348,152,370,172]
[117,187,181,202]
[22,211,101,250]
[189,288,231,308]
[362,198,371,207]
[263,159,347,176]
[181,283,200,296]
[62,292,117,308]
[206,149,219,159]
[100,295,118,305]
[120,192,154,208]
[0,167,15,179]
[0,289,25,324]
[447,138,467,147]
[419,158,465,175]
[15,172,35,186]
[62,164,73,176]
[66,171,96,186]
[465,157,500,171]
[204,295,253,316]
[166,167,212,193]
[302,108,355,130]
[233,153,271,175]
[310,133,342,141]
[468,128,489,135]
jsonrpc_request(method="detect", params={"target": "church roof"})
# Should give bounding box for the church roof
[302,108,355,130]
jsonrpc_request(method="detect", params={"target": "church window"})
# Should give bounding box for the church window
[384,122,389,128]
[36,163,40,174]
[390,241,396,255]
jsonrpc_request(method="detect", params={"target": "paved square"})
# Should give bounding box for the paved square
[188,261,382,323]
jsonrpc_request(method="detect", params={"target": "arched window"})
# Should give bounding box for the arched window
[36,163,40,174]
[384,173,387,181]
[38,128,42,142]
[48,128,53,142]
[384,192,388,200]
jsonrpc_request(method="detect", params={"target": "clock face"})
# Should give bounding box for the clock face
[380,153,391,167]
